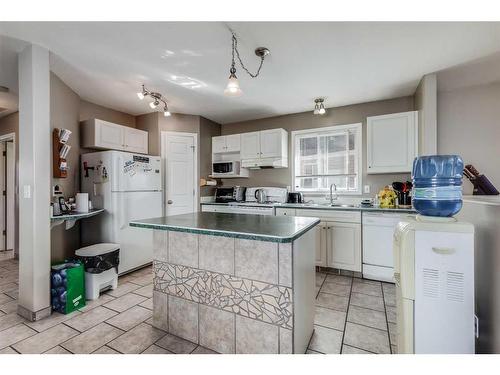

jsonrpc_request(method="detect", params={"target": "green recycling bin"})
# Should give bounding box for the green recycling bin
[50,261,86,314]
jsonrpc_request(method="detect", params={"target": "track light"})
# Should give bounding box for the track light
[163,105,171,117]
[138,85,171,115]
[314,98,326,115]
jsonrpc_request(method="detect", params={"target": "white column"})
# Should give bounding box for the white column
[17,44,51,321]
[415,73,437,156]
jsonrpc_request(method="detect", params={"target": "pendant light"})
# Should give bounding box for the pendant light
[224,31,270,97]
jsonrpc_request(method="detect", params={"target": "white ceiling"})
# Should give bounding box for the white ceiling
[1,22,500,124]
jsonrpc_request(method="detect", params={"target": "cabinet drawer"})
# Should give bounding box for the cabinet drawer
[275,208,296,216]
[295,209,361,223]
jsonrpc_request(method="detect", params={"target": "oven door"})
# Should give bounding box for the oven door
[213,162,233,174]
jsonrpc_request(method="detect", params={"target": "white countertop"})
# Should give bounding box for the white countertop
[462,195,500,206]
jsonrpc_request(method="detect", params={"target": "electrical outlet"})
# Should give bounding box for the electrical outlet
[23,185,31,199]
[364,185,370,194]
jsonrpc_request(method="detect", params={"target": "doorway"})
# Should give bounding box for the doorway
[160,131,198,216]
[0,133,16,261]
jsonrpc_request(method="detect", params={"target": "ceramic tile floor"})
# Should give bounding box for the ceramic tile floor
[307,270,397,354]
[0,258,397,354]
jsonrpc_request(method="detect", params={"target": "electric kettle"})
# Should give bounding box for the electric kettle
[255,189,267,204]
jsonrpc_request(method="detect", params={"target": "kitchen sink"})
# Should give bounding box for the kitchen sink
[322,203,358,208]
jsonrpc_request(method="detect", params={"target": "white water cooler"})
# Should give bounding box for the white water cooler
[393,215,475,354]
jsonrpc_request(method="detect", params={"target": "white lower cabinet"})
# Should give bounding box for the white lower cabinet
[275,207,361,270]
[326,221,361,272]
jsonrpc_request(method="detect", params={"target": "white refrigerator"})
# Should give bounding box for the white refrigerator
[81,151,162,274]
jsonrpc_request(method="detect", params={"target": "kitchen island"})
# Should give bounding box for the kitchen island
[130,212,320,354]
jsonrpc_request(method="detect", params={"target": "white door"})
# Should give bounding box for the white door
[96,120,125,150]
[162,132,197,216]
[212,136,226,153]
[124,127,148,154]
[6,142,14,251]
[327,222,362,272]
[240,131,261,159]
[225,134,241,152]
[260,129,282,158]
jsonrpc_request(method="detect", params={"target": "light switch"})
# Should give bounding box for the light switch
[23,185,31,198]
[364,185,370,194]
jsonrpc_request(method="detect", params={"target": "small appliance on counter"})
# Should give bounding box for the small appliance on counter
[245,187,288,204]
[215,186,247,203]
[392,181,413,208]
[287,192,304,203]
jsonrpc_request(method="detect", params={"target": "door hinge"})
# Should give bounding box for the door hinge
[2,230,5,236]
[2,151,6,157]
[2,191,5,196]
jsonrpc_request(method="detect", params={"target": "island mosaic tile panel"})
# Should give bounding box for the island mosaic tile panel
[153,261,293,329]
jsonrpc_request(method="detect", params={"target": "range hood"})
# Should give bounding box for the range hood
[241,157,288,169]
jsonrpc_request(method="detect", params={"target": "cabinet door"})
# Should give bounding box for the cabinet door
[124,127,148,154]
[95,120,125,150]
[316,222,328,267]
[326,222,361,272]
[275,208,296,216]
[260,129,283,158]
[212,136,227,153]
[367,111,417,173]
[225,134,241,152]
[240,131,261,159]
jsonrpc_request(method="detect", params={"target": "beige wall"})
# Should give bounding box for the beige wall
[80,100,136,128]
[200,117,221,197]
[50,73,81,262]
[438,82,500,195]
[221,96,415,197]
[415,74,437,156]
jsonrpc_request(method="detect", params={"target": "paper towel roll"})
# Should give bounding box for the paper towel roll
[75,193,89,213]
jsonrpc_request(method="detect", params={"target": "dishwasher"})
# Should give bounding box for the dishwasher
[362,212,414,282]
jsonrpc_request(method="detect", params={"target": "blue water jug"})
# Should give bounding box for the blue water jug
[412,155,464,217]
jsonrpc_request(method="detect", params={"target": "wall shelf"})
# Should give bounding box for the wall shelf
[50,209,104,230]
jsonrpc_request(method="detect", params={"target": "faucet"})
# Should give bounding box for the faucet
[329,183,338,204]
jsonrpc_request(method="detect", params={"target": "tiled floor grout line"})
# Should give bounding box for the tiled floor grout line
[381,286,393,354]
[339,276,354,353]
[342,343,379,355]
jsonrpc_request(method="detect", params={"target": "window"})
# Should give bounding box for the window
[292,123,362,194]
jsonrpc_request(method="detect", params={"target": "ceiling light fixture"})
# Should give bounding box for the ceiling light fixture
[137,85,171,117]
[314,98,326,115]
[224,31,270,97]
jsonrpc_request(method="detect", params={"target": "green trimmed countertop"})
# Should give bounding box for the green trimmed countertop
[130,212,320,243]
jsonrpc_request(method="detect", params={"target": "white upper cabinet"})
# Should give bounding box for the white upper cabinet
[124,127,149,154]
[260,128,285,158]
[212,134,241,153]
[240,128,288,168]
[240,131,261,159]
[367,111,418,174]
[81,119,149,154]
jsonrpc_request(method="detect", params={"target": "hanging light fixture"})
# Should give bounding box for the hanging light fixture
[224,31,270,97]
[137,84,171,117]
[313,98,326,115]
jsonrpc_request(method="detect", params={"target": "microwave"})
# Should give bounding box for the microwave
[212,161,241,176]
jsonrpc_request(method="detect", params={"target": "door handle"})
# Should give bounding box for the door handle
[432,247,455,255]
[167,200,173,204]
